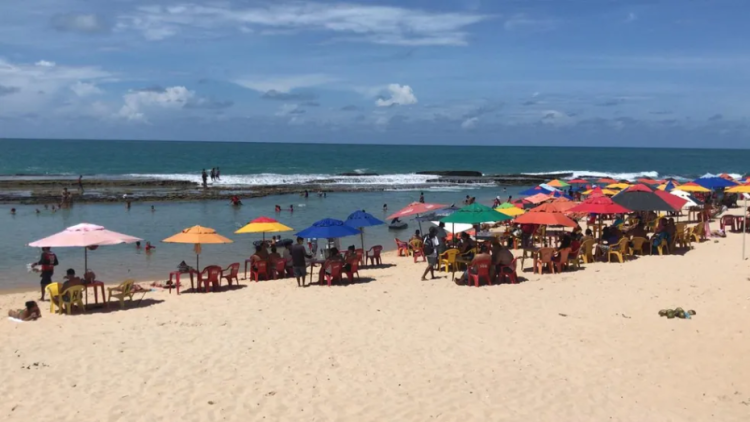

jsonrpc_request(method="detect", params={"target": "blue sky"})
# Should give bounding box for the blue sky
[0,0,749,147]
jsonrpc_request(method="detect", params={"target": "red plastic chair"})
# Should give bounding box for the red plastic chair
[271,259,287,279]
[250,261,270,282]
[552,248,571,273]
[395,239,410,257]
[221,263,240,286]
[324,262,344,286]
[367,245,383,266]
[200,265,222,292]
[345,258,361,283]
[410,239,426,263]
[354,248,365,267]
[720,215,736,232]
[468,259,492,287]
[243,257,255,279]
[498,258,519,284]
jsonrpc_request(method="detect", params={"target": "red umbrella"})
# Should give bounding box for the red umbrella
[597,177,618,184]
[637,178,659,185]
[568,196,631,214]
[515,208,578,227]
[386,202,447,220]
[654,190,688,210]
[567,178,589,184]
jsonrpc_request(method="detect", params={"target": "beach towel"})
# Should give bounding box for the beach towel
[8,317,24,323]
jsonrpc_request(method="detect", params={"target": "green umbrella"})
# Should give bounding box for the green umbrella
[441,203,513,224]
[496,202,517,210]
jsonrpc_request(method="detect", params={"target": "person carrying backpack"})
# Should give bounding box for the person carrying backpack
[421,227,440,281]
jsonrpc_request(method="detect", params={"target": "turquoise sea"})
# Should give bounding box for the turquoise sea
[1,138,749,290]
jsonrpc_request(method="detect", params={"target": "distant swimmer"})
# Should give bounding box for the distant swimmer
[275,205,281,212]
[136,241,141,249]
[419,192,425,203]
[216,167,221,180]
[35,209,40,214]
[10,208,16,215]
[151,205,155,212]
[145,241,156,252]
[383,204,387,212]
[230,195,242,206]
[290,205,294,212]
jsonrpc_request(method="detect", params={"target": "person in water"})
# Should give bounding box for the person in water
[151,205,155,212]
[383,204,387,212]
[8,301,41,321]
[145,241,156,252]
[290,205,294,212]
[275,205,281,212]
[10,208,16,215]
[135,241,141,249]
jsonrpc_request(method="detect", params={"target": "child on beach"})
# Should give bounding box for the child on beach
[8,301,41,321]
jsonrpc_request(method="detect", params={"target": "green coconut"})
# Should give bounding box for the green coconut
[659,309,668,317]
[666,310,675,319]
[676,310,686,319]
[674,307,684,314]
[688,310,696,316]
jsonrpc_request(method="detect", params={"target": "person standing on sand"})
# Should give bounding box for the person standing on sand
[421,227,439,281]
[33,247,58,300]
[291,237,312,287]
[201,169,208,187]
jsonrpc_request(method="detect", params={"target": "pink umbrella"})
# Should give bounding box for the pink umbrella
[29,223,141,271]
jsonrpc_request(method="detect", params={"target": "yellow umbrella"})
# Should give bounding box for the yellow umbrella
[606,183,630,190]
[235,216,293,239]
[495,206,525,217]
[726,183,750,260]
[163,225,233,270]
[673,182,710,193]
[583,188,617,196]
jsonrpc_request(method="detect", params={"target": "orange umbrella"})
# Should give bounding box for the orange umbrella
[514,207,578,227]
[597,177,618,184]
[524,193,551,204]
[163,225,233,270]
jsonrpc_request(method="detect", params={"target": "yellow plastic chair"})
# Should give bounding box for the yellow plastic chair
[439,249,460,272]
[630,237,650,255]
[107,279,136,309]
[46,282,62,314]
[579,239,595,263]
[607,238,630,263]
[61,285,86,315]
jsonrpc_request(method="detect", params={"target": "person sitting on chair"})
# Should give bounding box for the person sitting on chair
[318,247,344,284]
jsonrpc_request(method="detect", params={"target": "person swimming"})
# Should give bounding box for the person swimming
[290,205,294,212]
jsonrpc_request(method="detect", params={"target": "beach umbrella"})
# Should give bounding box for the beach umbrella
[568,195,631,215]
[653,189,689,211]
[415,206,461,222]
[583,187,617,196]
[719,173,737,182]
[524,193,551,204]
[694,176,738,190]
[670,190,702,208]
[657,181,678,192]
[235,216,293,240]
[387,202,447,233]
[495,202,526,217]
[637,178,659,185]
[514,206,578,228]
[726,183,750,260]
[674,182,710,193]
[567,178,589,184]
[611,184,680,212]
[546,179,570,188]
[441,202,512,225]
[344,210,384,251]
[597,177,618,184]
[29,223,141,272]
[518,186,554,196]
[163,225,233,270]
[606,183,631,190]
[297,218,361,239]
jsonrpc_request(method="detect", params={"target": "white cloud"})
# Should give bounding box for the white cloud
[625,12,637,23]
[70,81,103,97]
[118,86,194,122]
[540,110,574,127]
[461,117,479,129]
[504,14,558,33]
[35,60,56,68]
[375,84,418,107]
[116,2,488,46]
[233,74,335,93]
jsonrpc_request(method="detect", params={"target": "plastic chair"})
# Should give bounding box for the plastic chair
[580,239,595,264]
[534,248,556,274]
[46,282,62,314]
[201,266,222,291]
[107,279,136,309]
[270,259,287,279]
[553,248,571,273]
[324,262,344,286]
[222,263,240,286]
[607,238,630,263]
[468,259,492,287]
[498,258,518,284]
[61,285,86,315]
[243,257,254,279]
[439,249,460,272]
[567,246,581,269]
[345,258,361,283]
[410,239,425,262]
[720,215,736,232]
[630,237,651,255]
[395,239,410,257]
[354,248,365,267]
[366,245,383,266]
[655,238,670,256]
[250,261,270,282]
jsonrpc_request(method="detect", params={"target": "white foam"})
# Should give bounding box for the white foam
[128,172,468,187]
[522,170,660,181]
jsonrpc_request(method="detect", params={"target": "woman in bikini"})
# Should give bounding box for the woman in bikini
[8,301,41,321]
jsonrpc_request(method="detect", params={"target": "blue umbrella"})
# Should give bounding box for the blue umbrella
[519,186,554,196]
[297,218,362,239]
[663,181,676,192]
[344,210,385,251]
[694,177,738,190]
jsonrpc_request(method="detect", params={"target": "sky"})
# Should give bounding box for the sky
[0,0,749,147]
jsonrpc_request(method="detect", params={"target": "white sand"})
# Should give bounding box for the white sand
[1,219,750,421]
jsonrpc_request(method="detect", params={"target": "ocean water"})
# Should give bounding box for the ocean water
[1,138,749,290]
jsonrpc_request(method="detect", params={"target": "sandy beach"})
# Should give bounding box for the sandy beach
[2,219,750,422]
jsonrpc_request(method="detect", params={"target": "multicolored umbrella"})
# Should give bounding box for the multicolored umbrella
[606,183,631,190]
[441,203,512,224]
[546,179,570,188]
[495,202,526,217]
[235,216,293,239]
[674,182,710,193]
[612,184,680,212]
[583,187,617,196]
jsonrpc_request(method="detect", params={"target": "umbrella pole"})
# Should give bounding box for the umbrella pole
[84,248,88,273]
[196,254,200,272]
[360,228,365,251]
[744,197,747,260]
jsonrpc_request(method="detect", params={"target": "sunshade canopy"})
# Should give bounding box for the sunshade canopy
[29,223,141,247]
[495,205,526,217]
[524,193,551,204]
[441,203,512,224]
[653,190,689,210]
[726,183,750,194]
[344,210,384,228]
[674,182,710,193]
[657,181,678,192]
[518,186,554,196]
[567,178,590,184]
[597,177,618,184]
[514,207,578,227]
[583,187,617,196]
[567,196,631,214]
[546,179,570,188]
[296,218,361,239]
[387,202,447,220]
[606,183,631,190]
[415,206,461,222]
[163,225,233,244]
[694,177,738,189]
[235,216,293,234]
[612,185,680,212]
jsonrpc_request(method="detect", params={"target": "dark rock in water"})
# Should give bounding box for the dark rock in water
[417,170,483,177]
[337,172,379,176]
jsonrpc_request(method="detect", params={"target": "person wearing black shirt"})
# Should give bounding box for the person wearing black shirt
[291,237,312,287]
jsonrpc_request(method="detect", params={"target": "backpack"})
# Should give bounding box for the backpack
[423,236,435,255]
